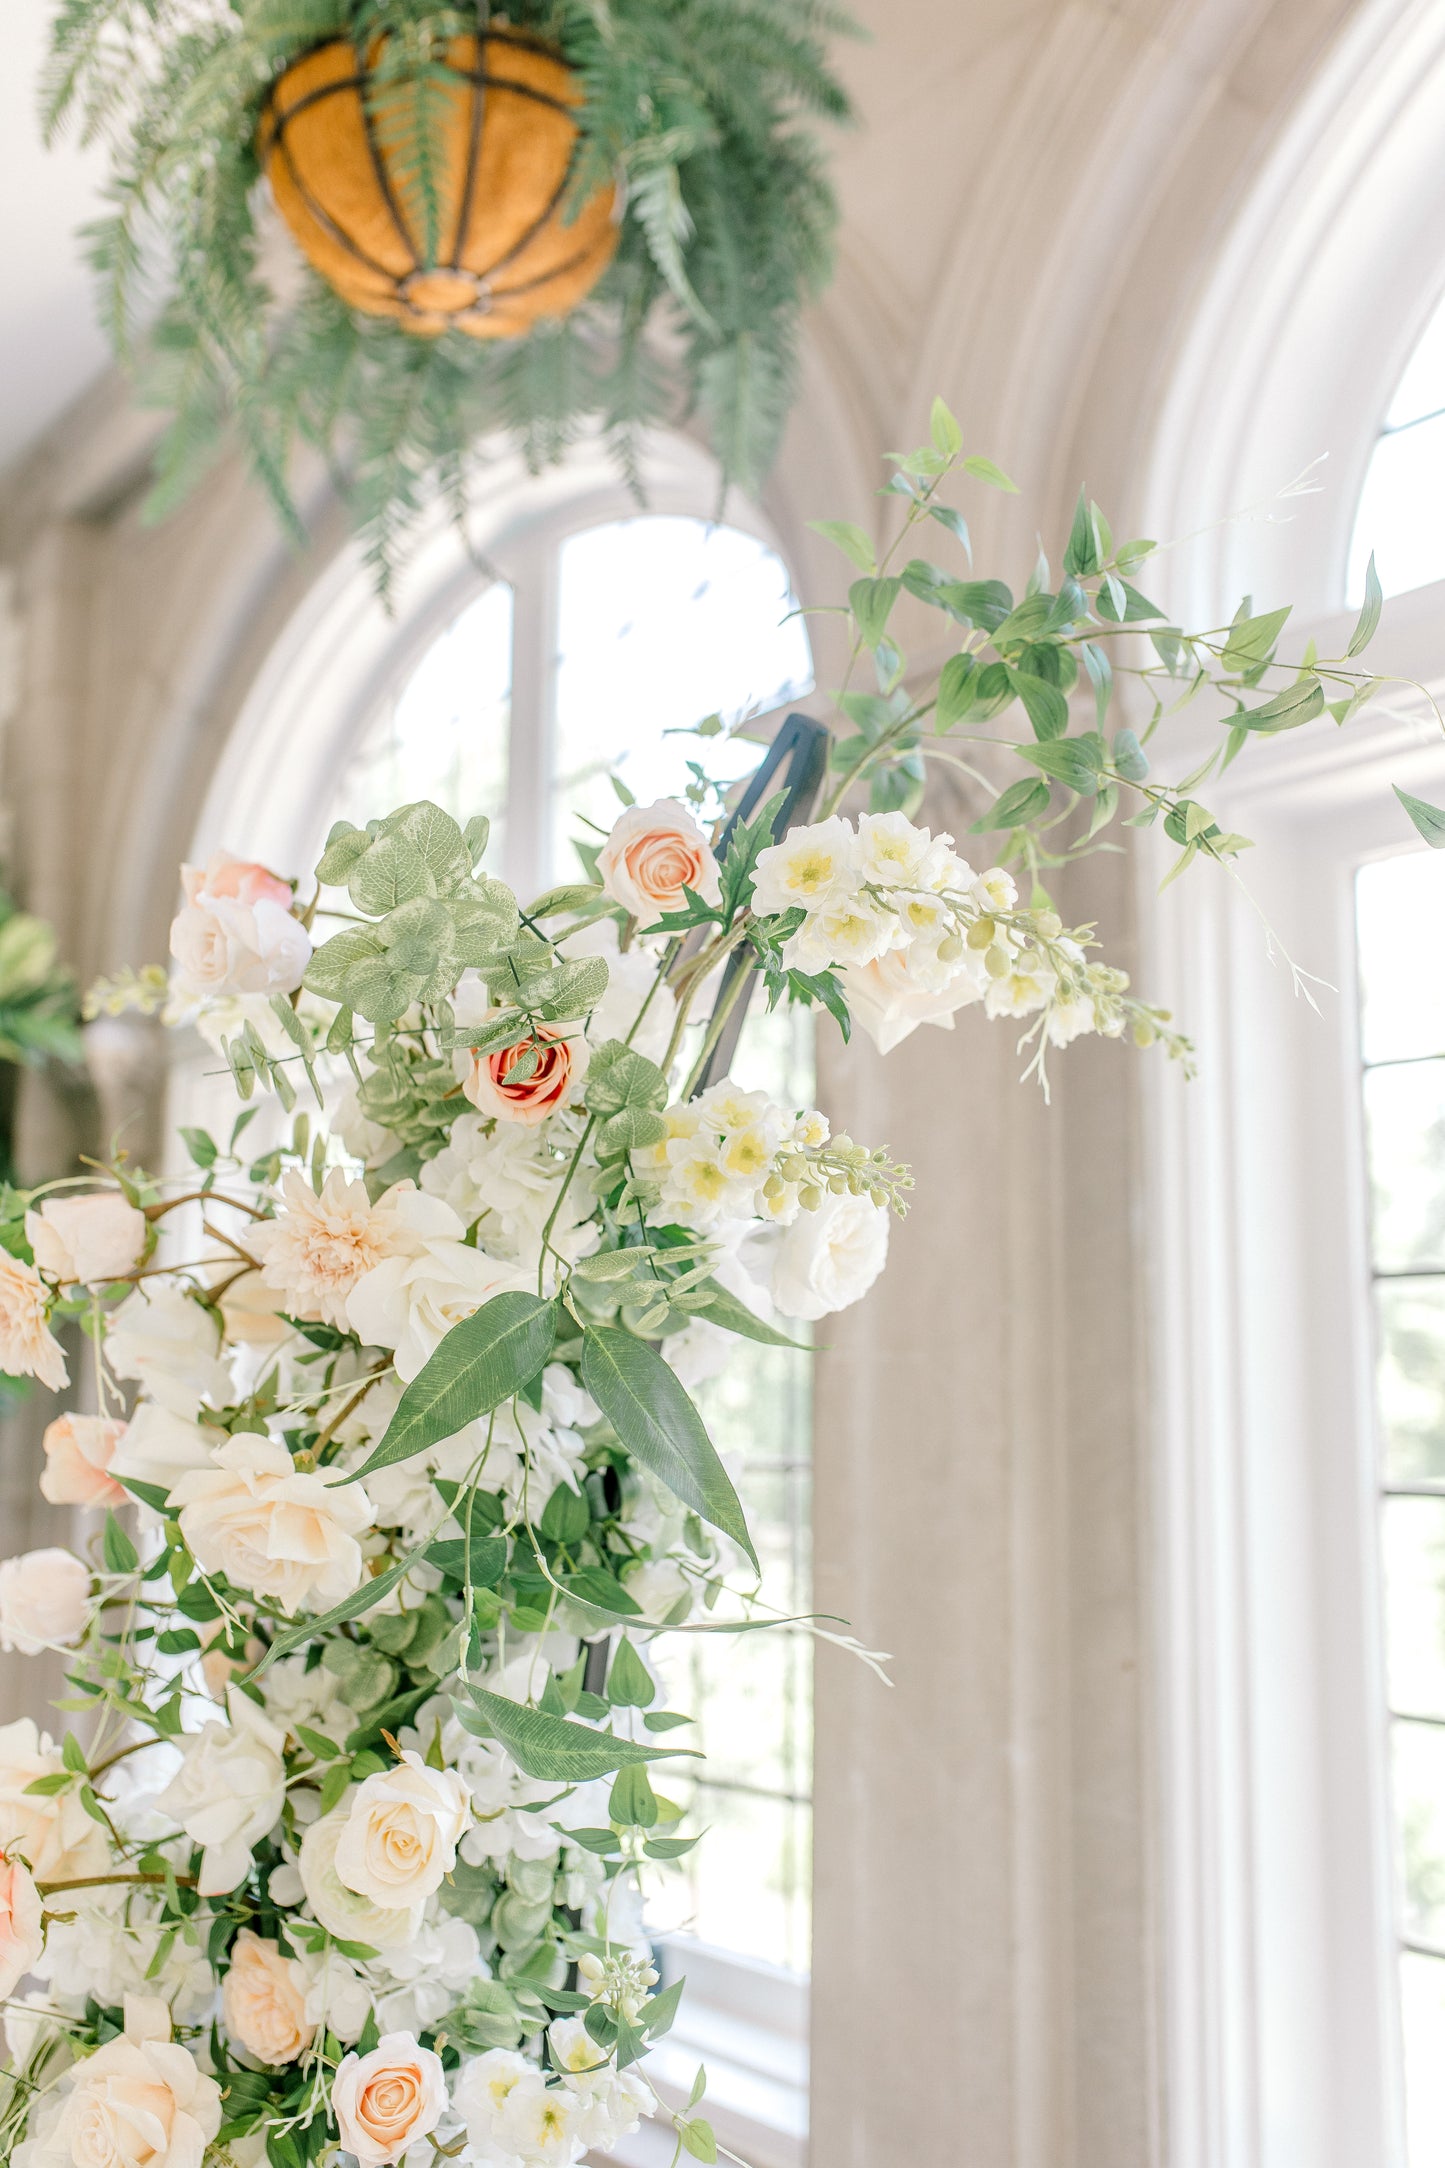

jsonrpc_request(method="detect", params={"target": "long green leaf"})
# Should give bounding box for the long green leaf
[1395,786,1445,848]
[346,1294,558,1483]
[461,1685,697,1781]
[250,1547,423,1673]
[580,1327,758,1570]
[688,1281,808,1350]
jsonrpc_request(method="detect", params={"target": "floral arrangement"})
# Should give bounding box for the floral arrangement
[0,414,1385,2168]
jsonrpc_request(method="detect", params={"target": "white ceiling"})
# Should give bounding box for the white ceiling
[0,0,110,472]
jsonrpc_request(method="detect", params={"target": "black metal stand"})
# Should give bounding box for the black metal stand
[579,712,830,1702]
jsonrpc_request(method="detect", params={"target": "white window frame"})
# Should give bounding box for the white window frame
[1142,577,1445,2168]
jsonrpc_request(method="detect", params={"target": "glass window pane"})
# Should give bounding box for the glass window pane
[1348,410,1445,600]
[1377,1281,1445,1484]
[326,583,512,866]
[651,1785,812,1974]
[1382,1499,1445,1719]
[1401,1953,1445,2163]
[1363,1060,1445,1272]
[1393,1718,1445,1948]
[551,517,812,878]
[1357,854,1445,1065]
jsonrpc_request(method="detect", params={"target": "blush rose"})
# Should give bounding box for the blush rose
[39,1414,127,1508]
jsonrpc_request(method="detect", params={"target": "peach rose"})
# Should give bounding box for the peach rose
[47,1995,221,2168]
[182,851,293,912]
[0,1856,43,1998]
[0,1549,91,1656]
[331,2034,446,2167]
[0,1254,67,1392]
[598,798,721,923]
[26,1193,148,1286]
[221,1931,314,2065]
[462,1025,585,1127]
[40,1413,127,1508]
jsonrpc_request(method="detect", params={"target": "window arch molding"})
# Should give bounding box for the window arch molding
[190,426,800,890]
[1143,0,1445,627]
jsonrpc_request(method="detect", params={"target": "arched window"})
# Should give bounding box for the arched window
[1348,285,1445,601]
[185,462,817,2159]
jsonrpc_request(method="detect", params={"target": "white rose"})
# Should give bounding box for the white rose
[0,1550,91,1655]
[347,1240,525,1382]
[298,1809,423,1950]
[105,1286,230,1415]
[108,1403,217,1509]
[0,1720,109,1883]
[841,944,987,1053]
[334,1752,470,1908]
[170,894,311,1002]
[0,1255,67,1392]
[248,1172,461,1331]
[26,1193,148,1287]
[747,1188,889,1321]
[331,2034,446,2168]
[41,1996,221,2168]
[156,1688,286,1895]
[221,1931,314,2064]
[171,1436,373,1615]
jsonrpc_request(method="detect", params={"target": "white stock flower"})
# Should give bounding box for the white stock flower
[347,1239,525,1382]
[748,1188,889,1321]
[787,895,896,972]
[333,1752,470,1909]
[497,2073,585,2165]
[842,945,988,1054]
[419,1118,594,1268]
[26,1193,148,1287]
[751,816,857,916]
[0,1255,67,1392]
[39,1997,221,2168]
[298,1808,423,1950]
[331,2033,446,2167]
[853,810,945,886]
[0,1720,108,1883]
[105,1287,230,1415]
[156,1688,286,1895]
[983,952,1056,1018]
[0,1550,91,1655]
[248,1172,461,1330]
[172,1436,373,1615]
[456,2049,533,2153]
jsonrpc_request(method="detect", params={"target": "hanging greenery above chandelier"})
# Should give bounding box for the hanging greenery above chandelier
[45,0,852,584]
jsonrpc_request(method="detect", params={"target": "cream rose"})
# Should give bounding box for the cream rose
[841,945,988,1054]
[298,1809,423,1951]
[26,1193,148,1287]
[597,798,721,922]
[248,1171,461,1330]
[107,1404,217,1510]
[40,1413,127,1508]
[0,1254,67,1392]
[0,1550,91,1656]
[334,1753,470,1909]
[0,1856,43,1997]
[105,1286,230,1415]
[461,1023,587,1128]
[46,1995,221,2168]
[155,1689,286,1895]
[0,1718,108,1883]
[221,1930,314,2064]
[171,1436,373,1615]
[331,2034,446,2167]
